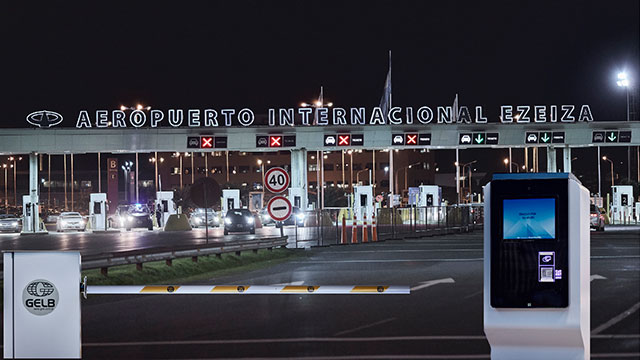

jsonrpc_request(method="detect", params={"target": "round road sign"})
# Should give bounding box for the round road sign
[376,194,384,202]
[267,196,292,222]
[264,167,290,193]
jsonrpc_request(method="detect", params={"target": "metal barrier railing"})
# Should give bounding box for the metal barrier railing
[289,205,483,247]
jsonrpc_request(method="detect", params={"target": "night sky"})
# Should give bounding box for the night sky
[3,1,639,126]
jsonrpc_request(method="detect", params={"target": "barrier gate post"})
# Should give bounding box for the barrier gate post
[483,173,590,360]
[3,251,409,358]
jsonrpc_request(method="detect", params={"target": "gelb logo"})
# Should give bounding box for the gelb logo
[23,279,59,316]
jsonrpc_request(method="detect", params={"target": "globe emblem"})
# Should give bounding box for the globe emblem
[26,281,55,297]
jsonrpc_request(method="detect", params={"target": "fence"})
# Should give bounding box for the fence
[292,204,483,247]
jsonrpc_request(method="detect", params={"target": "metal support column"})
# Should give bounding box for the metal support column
[290,149,308,211]
[562,146,571,173]
[547,146,557,173]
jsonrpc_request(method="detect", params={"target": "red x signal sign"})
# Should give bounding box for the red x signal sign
[201,137,214,148]
[270,136,282,147]
[405,133,418,145]
[338,134,351,146]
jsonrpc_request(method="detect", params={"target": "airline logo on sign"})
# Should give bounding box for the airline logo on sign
[187,136,228,149]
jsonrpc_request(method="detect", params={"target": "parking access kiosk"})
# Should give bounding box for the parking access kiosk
[222,189,241,214]
[89,193,107,231]
[484,173,589,359]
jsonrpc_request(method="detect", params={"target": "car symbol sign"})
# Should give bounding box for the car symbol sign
[542,255,552,263]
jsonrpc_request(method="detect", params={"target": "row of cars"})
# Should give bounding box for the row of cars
[190,207,306,235]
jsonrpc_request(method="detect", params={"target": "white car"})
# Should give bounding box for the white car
[325,136,336,145]
[527,134,538,142]
[56,212,86,232]
[393,135,404,144]
[460,135,471,144]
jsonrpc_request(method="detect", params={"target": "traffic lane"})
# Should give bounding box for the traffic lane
[0,226,288,256]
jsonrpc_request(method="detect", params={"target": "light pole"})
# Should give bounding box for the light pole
[257,159,265,189]
[121,161,133,204]
[602,156,614,189]
[617,72,632,180]
[149,155,164,192]
[356,168,369,185]
[302,93,333,209]
[395,162,420,196]
[2,164,7,213]
[8,156,21,206]
[461,160,477,202]
[503,158,510,172]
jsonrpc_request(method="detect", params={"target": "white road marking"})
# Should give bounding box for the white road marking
[411,278,455,291]
[333,317,396,336]
[591,274,607,282]
[592,301,640,335]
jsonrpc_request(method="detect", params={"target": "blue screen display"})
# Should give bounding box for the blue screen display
[503,198,556,240]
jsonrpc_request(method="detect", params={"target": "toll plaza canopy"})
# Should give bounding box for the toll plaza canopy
[1,121,638,154]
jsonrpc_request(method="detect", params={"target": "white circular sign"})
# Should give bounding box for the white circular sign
[264,167,290,193]
[267,196,292,222]
[23,279,59,316]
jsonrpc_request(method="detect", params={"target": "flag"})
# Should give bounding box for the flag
[312,86,324,125]
[379,51,392,119]
[452,93,459,123]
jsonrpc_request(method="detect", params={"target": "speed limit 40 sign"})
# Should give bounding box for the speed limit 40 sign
[264,167,290,193]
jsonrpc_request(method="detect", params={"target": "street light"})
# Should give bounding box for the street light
[617,72,632,179]
[356,168,369,185]
[8,156,21,206]
[503,158,509,171]
[602,156,614,189]
[257,159,265,189]
[121,161,133,204]
[461,160,477,201]
[395,162,420,195]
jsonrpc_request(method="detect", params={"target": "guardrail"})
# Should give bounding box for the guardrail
[81,236,288,275]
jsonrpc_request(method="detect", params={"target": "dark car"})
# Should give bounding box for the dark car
[124,204,154,231]
[224,209,255,235]
[590,204,605,231]
[0,214,21,233]
[275,206,306,227]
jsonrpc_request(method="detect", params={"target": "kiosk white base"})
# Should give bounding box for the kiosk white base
[3,252,81,359]
[483,174,590,360]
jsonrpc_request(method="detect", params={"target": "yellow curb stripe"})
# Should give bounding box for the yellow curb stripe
[211,285,250,293]
[280,286,318,293]
[140,286,180,293]
[350,286,388,293]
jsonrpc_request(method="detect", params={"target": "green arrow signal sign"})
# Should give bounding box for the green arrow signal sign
[540,133,551,143]
[475,133,484,144]
[607,132,617,141]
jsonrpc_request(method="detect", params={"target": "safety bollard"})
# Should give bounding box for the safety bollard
[372,212,378,242]
[351,213,358,244]
[341,216,347,244]
[362,213,368,243]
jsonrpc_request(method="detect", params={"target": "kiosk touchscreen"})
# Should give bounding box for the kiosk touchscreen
[484,173,590,360]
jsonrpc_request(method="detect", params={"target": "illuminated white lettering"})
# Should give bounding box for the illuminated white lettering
[350,108,366,125]
[578,105,593,122]
[279,108,294,126]
[332,108,347,125]
[298,108,313,125]
[388,107,402,124]
[457,106,472,124]
[437,106,452,124]
[221,109,235,126]
[112,110,127,127]
[534,105,547,122]
[550,105,558,122]
[168,109,183,127]
[76,111,92,128]
[500,105,513,123]
[268,109,275,126]
[150,110,164,127]
[316,108,328,125]
[96,110,109,128]
[516,105,530,123]
[238,108,254,126]
[475,106,487,123]
[561,105,575,122]
[203,109,218,127]
[417,106,433,124]
[188,109,200,127]
[130,110,146,127]
[370,107,385,125]
[405,107,414,124]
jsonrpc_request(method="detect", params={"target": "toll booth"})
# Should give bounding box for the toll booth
[353,185,374,220]
[611,185,634,224]
[89,193,107,231]
[248,192,264,212]
[21,195,44,234]
[4,252,82,359]
[154,191,176,227]
[636,202,640,223]
[288,187,306,210]
[484,173,589,359]
[418,185,441,207]
[222,189,241,214]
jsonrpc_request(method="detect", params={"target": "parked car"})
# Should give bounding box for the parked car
[190,208,219,228]
[224,209,255,235]
[56,212,86,232]
[590,204,605,231]
[45,211,61,223]
[0,214,21,233]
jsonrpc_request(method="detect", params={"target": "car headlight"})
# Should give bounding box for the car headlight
[194,218,201,223]
[60,220,67,225]
[246,216,253,224]
[127,216,133,222]
[224,218,232,225]
[11,221,18,226]
[296,213,305,220]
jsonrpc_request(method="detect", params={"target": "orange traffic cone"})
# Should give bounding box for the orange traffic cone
[372,212,378,242]
[351,213,358,244]
[362,213,368,243]
[341,216,347,244]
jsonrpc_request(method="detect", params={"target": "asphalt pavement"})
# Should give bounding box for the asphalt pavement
[66,229,640,359]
